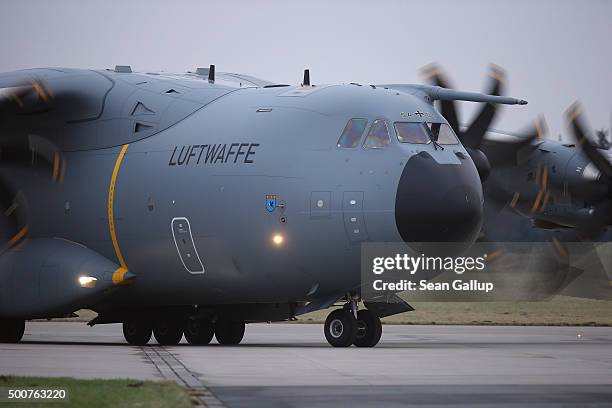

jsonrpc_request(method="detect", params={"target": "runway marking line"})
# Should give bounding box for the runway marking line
[140,346,225,408]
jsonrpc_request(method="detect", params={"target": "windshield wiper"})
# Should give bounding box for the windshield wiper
[425,122,444,150]
[432,140,444,150]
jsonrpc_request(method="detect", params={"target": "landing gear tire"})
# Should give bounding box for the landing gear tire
[324,309,357,347]
[153,318,184,345]
[354,309,382,347]
[0,319,25,343]
[184,319,214,345]
[122,320,152,346]
[215,320,245,345]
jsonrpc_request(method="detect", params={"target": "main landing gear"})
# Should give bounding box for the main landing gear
[324,298,382,347]
[122,319,153,346]
[0,319,25,343]
[184,318,245,345]
[184,318,214,345]
[122,316,245,346]
[153,317,184,345]
[122,317,184,346]
[214,320,245,345]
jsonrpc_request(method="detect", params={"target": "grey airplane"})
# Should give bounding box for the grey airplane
[414,65,611,304]
[481,111,612,239]
[421,65,612,241]
[0,64,528,347]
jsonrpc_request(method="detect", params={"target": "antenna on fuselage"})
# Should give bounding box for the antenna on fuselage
[208,64,215,83]
[302,69,310,87]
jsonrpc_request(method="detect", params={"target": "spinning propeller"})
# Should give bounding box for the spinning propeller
[0,78,66,250]
[566,102,612,235]
[420,63,528,182]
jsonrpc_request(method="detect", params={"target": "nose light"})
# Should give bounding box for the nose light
[78,276,97,288]
[272,234,284,246]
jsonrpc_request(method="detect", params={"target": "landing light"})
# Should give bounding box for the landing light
[272,234,284,246]
[79,276,97,288]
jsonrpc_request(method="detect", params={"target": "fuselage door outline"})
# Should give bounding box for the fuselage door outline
[170,217,205,274]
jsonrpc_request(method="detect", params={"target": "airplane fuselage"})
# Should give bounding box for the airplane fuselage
[0,68,483,343]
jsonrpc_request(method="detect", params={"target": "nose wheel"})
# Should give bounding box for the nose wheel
[324,309,357,347]
[324,307,382,347]
[354,309,382,347]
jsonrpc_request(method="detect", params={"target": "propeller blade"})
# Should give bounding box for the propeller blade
[481,118,544,208]
[0,77,64,248]
[0,174,28,249]
[521,115,548,141]
[440,101,461,136]
[462,103,496,148]
[462,65,505,149]
[567,102,612,179]
[0,78,54,112]
[514,116,547,165]
[483,133,538,167]
[0,139,35,249]
[420,64,460,134]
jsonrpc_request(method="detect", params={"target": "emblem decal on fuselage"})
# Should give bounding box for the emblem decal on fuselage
[266,194,277,212]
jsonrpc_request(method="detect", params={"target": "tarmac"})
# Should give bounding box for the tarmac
[1,322,611,407]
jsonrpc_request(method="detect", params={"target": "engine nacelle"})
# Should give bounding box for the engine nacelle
[0,238,119,319]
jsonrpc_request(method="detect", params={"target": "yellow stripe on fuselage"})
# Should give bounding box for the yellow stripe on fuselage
[108,144,129,284]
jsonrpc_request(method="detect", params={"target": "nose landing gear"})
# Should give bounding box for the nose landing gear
[354,309,382,347]
[323,297,382,348]
[324,309,357,347]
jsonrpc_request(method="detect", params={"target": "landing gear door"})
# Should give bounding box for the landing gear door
[343,191,367,243]
[171,217,204,274]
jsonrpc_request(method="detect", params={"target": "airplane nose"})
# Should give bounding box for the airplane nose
[395,151,483,245]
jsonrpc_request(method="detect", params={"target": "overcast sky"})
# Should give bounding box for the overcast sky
[0,0,610,139]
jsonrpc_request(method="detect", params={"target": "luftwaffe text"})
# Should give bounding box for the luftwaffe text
[169,143,259,166]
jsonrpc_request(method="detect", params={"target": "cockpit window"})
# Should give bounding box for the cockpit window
[337,118,368,148]
[363,119,391,149]
[395,122,459,145]
[426,123,459,145]
[394,122,431,144]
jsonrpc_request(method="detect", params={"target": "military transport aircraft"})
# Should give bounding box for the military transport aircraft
[0,64,528,347]
[481,110,612,239]
[422,65,612,241]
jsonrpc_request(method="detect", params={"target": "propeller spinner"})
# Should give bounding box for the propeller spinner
[566,102,612,234]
